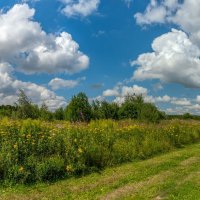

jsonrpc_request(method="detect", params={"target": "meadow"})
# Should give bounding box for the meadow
[0,118,200,185]
[2,143,200,199]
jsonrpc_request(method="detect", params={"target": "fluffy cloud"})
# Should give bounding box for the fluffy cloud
[103,84,148,98]
[166,103,200,115]
[135,0,200,45]
[152,95,171,103]
[134,0,170,25]
[134,0,178,25]
[132,29,200,88]
[102,84,148,105]
[99,82,200,114]
[171,98,191,106]
[0,63,66,110]
[60,0,100,18]
[196,96,200,103]
[0,4,89,74]
[121,85,148,97]
[48,77,86,90]
[103,89,120,97]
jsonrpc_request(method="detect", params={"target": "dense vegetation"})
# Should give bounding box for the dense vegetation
[1,90,197,123]
[0,90,200,185]
[0,118,200,184]
[0,90,165,123]
[2,143,200,199]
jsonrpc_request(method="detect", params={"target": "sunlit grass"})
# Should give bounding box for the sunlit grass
[0,118,200,184]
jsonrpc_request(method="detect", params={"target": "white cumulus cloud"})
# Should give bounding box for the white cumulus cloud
[48,77,86,90]
[103,84,148,98]
[134,0,200,45]
[60,0,100,18]
[0,63,66,110]
[134,0,178,25]
[0,4,89,74]
[132,29,200,88]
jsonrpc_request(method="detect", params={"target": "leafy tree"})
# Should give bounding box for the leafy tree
[118,94,141,119]
[17,90,39,119]
[118,101,138,119]
[54,107,65,120]
[101,101,119,119]
[182,113,193,120]
[139,103,164,123]
[0,105,17,118]
[91,100,104,119]
[65,92,92,122]
[118,94,164,122]
[40,103,53,121]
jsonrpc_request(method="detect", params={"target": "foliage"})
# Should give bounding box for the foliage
[17,90,39,119]
[100,101,119,120]
[139,103,166,123]
[0,90,199,122]
[39,103,53,121]
[0,119,200,184]
[2,143,200,200]
[0,105,17,119]
[119,95,144,119]
[54,108,64,120]
[182,112,193,120]
[65,92,92,122]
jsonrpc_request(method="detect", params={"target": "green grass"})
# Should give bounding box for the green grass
[2,119,200,184]
[1,143,200,200]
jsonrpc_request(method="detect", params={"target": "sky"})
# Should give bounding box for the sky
[0,0,200,114]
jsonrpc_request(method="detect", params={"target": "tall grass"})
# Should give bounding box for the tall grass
[0,118,200,184]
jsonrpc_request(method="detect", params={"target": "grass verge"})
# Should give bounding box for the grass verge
[1,143,200,200]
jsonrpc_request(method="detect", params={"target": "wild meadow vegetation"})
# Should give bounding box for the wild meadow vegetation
[1,90,200,187]
[0,118,200,185]
[2,143,200,200]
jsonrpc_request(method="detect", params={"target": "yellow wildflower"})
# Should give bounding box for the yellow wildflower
[19,166,24,172]
[78,148,83,154]
[66,165,73,172]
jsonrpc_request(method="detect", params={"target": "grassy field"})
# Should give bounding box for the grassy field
[1,119,200,184]
[1,143,200,200]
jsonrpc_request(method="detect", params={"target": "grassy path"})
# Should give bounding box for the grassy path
[1,143,200,200]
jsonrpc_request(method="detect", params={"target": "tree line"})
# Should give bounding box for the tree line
[0,90,167,122]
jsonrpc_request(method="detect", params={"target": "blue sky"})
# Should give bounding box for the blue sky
[0,0,200,114]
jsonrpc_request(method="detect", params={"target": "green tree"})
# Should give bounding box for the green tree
[182,112,193,120]
[91,100,104,119]
[0,105,17,118]
[101,101,119,120]
[40,103,53,121]
[118,94,141,119]
[139,103,165,123]
[65,92,92,122]
[17,90,39,119]
[54,107,64,120]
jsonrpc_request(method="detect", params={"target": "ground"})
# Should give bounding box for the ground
[1,143,200,200]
